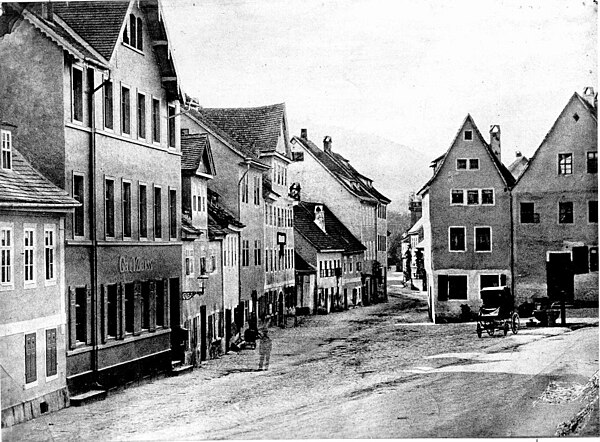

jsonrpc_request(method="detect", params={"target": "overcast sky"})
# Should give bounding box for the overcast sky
[162,0,597,161]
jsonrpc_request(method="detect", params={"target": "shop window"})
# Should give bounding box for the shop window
[558,153,573,175]
[73,174,85,236]
[25,333,36,384]
[587,152,597,174]
[474,227,491,252]
[559,201,573,224]
[45,329,57,377]
[1,129,12,170]
[449,227,466,251]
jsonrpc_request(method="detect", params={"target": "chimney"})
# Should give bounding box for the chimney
[300,128,307,139]
[515,151,522,158]
[489,125,501,161]
[583,87,596,107]
[314,205,326,232]
[323,136,332,153]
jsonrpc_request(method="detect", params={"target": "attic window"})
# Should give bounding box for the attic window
[123,15,144,52]
[573,113,580,122]
[464,130,473,141]
[1,130,12,170]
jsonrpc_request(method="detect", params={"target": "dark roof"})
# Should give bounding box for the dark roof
[417,114,516,195]
[294,252,316,273]
[207,189,244,230]
[293,201,366,254]
[181,133,215,175]
[181,215,201,236]
[291,136,390,203]
[0,149,79,209]
[51,1,129,60]
[193,104,288,155]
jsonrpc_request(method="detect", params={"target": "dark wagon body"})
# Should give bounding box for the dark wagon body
[477,286,520,338]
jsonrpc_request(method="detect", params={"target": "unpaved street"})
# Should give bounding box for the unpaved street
[4,276,599,440]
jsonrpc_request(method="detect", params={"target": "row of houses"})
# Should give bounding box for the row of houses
[0,1,390,426]
[407,88,597,321]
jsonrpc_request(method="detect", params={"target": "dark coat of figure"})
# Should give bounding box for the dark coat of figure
[258,330,272,370]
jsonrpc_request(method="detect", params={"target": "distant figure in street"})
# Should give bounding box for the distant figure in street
[258,329,272,370]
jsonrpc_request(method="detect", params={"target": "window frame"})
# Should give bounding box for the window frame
[469,158,480,170]
[449,226,466,252]
[103,77,114,130]
[467,189,479,205]
[0,223,14,290]
[23,225,36,288]
[456,159,467,170]
[45,328,58,380]
[122,180,132,239]
[464,130,473,141]
[588,200,598,224]
[137,91,146,140]
[154,185,162,240]
[71,65,84,123]
[44,225,56,285]
[520,202,536,224]
[105,177,116,238]
[152,97,161,144]
[139,183,148,239]
[558,153,573,175]
[167,104,176,148]
[72,173,85,238]
[450,189,464,205]
[169,188,177,240]
[481,189,494,205]
[558,201,574,224]
[587,151,598,174]
[474,226,492,253]
[121,83,131,136]
[1,129,12,170]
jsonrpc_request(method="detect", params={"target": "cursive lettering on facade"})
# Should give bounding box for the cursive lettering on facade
[119,256,154,273]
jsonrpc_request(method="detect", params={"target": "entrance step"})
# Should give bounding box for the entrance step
[170,364,193,376]
[69,389,107,407]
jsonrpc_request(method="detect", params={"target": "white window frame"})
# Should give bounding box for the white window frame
[558,153,573,175]
[481,189,495,206]
[102,75,114,131]
[1,129,12,170]
[474,226,492,253]
[448,226,466,252]
[463,130,473,141]
[23,225,36,288]
[450,189,465,205]
[137,90,147,141]
[0,223,14,290]
[120,83,131,136]
[185,247,195,277]
[44,225,57,285]
[71,64,84,124]
[469,158,480,170]
[466,189,480,205]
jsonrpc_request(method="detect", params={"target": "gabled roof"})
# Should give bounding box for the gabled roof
[293,201,366,254]
[291,135,390,204]
[207,189,245,231]
[195,104,289,156]
[0,148,79,210]
[417,114,516,195]
[514,91,598,185]
[507,155,529,180]
[181,133,216,176]
[294,251,316,273]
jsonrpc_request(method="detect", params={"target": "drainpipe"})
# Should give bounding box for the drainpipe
[509,187,515,302]
[237,160,251,326]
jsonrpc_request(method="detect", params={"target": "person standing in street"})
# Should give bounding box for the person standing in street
[258,329,272,370]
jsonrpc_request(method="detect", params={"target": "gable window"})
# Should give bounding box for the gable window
[589,201,598,223]
[44,227,55,282]
[469,159,479,170]
[122,181,132,238]
[467,190,479,205]
[152,98,161,143]
[481,189,494,205]
[168,105,176,148]
[464,130,473,141]
[520,202,537,223]
[587,152,597,174]
[71,66,83,122]
[24,228,35,285]
[449,227,466,252]
[123,14,143,51]
[121,85,131,135]
[451,190,464,205]
[1,226,13,286]
[73,174,85,237]
[105,179,115,237]
[456,159,467,170]
[1,130,12,170]
[474,227,491,252]
[136,17,143,50]
[559,201,573,224]
[103,79,113,129]
[139,184,147,238]
[137,93,146,139]
[558,153,572,175]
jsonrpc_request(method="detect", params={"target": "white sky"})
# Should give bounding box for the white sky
[162,0,597,161]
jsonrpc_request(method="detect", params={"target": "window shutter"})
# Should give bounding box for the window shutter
[163,278,169,327]
[500,274,507,287]
[25,333,36,384]
[133,281,141,335]
[438,275,448,301]
[46,329,57,377]
[101,284,108,343]
[69,287,77,349]
[149,280,156,332]
[85,285,92,346]
[118,283,125,339]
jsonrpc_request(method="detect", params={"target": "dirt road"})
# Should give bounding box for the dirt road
[4,278,598,440]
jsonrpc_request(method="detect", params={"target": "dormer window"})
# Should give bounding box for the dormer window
[1,130,12,170]
[123,14,144,52]
[464,130,473,141]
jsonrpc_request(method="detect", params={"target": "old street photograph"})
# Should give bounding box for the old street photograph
[0,0,598,440]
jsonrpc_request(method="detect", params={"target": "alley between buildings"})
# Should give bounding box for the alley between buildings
[4,274,598,440]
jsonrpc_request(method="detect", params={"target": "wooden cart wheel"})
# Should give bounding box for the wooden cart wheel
[511,313,520,334]
[477,323,482,338]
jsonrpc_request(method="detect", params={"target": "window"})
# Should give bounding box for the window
[456,159,467,170]
[449,227,466,251]
[137,93,146,139]
[480,274,506,289]
[123,14,143,51]
[139,184,147,238]
[1,226,13,286]
[156,280,165,327]
[141,282,150,329]
[103,80,113,129]
[72,66,83,122]
[590,247,598,272]
[559,201,573,224]
[254,240,262,265]
[242,240,250,266]
[357,261,362,272]
[451,190,464,205]
[168,105,176,148]
[24,228,35,284]
[105,179,115,237]
[481,189,494,205]
[241,174,248,204]
[464,130,473,141]
[70,174,85,237]
[1,129,12,170]
[469,159,479,170]
[467,190,479,205]
[136,17,143,50]
[587,152,597,174]
[107,284,118,338]
[152,98,161,143]
[130,14,137,47]
[169,189,177,239]
[211,255,216,273]
[185,248,194,276]
[520,202,536,224]
[44,227,55,282]
[437,275,468,301]
[75,287,88,343]
[573,246,589,274]
[46,329,57,377]
[121,85,131,135]
[25,333,36,384]
[589,201,598,223]
[253,175,261,205]
[200,257,206,275]
[124,283,134,334]
[558,153,572,175]
[122,181,132,238]
[474,227,491,252]
[154,187,162,239]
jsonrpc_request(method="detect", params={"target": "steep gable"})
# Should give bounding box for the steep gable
[181,133,216,176]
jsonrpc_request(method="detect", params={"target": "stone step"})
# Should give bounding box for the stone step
[69,389,107,407]
[169,364,193,376]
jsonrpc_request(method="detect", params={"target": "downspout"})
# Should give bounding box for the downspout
[509,186,515,301]
[237,160,251,325]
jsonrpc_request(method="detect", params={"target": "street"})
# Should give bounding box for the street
[4,275,599,440]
